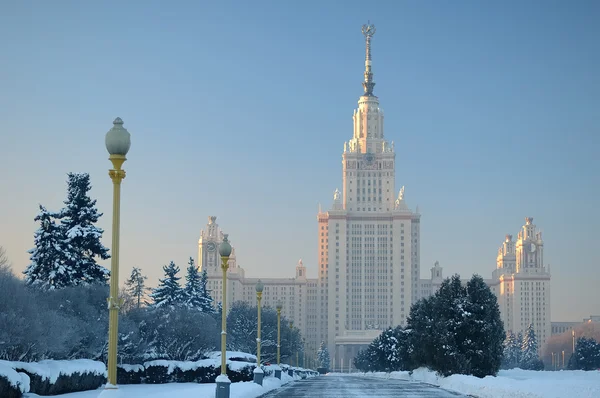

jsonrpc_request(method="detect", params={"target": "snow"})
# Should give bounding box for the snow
[14,359,106,384]
[206,351,257,362]
[118,364,144,373]
[0,360,30,393]
[215,374,230,383]
[143,358,253,374]
[349,367,600,398]
[24,374,296,398]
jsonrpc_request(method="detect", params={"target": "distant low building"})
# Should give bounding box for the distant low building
[198,216,316,359]
[551,315,600,336]
[551,322,579,336]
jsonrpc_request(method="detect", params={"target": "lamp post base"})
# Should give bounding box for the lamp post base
[253,367,264,385]
[288,368,294,377]
[215,375,231,398]
[274,369,282,379]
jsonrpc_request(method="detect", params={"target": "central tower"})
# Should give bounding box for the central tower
[316,24,421,371]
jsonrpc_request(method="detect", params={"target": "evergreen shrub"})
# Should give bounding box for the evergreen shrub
[15,368,105,396]
[0,374,23,398]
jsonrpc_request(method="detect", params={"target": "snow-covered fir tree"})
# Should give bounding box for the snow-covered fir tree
[124,267,149,309]
[56,173,110,286]
[183,257,207,310]
[24,205,70,289]
[356,326,411,372]
[520,324,544,370]
[199,268,215,313]
[317,341,330,369]
[150,261,184,308]
[502,331,521,369]
[568,337,600,370]
[462,274,505,377]
[406,274,505,377]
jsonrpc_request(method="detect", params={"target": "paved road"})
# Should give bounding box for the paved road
[260,374,467,397]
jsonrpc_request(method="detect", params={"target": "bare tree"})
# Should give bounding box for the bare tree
[0,245,10,272]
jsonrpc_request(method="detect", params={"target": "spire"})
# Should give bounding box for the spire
[361,22,376,96]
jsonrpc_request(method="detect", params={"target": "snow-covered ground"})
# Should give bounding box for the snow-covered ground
[24,373,298,398]
[24,373,299,398]
[348,367,600,398]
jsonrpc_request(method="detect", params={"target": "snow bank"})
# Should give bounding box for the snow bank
[205,351,257,362]
[77,375,297,398]
[143,358,254,374]
[13,359,106,383]
[119,364,144,373]
[0,360,30,393]
[351,367,600,398]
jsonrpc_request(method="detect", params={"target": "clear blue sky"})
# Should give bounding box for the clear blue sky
[1,0,598,322]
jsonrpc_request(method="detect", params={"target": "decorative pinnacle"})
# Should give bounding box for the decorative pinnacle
[361,22,376,96]
[113,117,124,125]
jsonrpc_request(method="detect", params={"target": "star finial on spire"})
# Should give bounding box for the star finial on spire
[361,22,376,96]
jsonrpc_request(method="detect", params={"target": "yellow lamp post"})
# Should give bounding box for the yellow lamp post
[275,301,282,379]
[254,280,264,385]
[288,321,294,377]
[215,234,232,398]
[104,117,131,389]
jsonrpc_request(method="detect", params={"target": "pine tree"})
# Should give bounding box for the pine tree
[502,331,521,369]
[358,326,411,372]
[520,324,544,370]
[568,337,600,370]
[317,341,330,369]
[124,267,149,309]
[183,257,203,310]
[199,268,216,313]
[57,173,110,286]
[24,205,70,289]
[462,274,505,377]
[150,261,184,308]
[407,274,505,377]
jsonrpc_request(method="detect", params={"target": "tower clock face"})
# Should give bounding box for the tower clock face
[206,242,216,252]
[529,243,536,253]
[365,153,375,163]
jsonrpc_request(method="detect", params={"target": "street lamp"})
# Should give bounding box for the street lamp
[275,301,283,379]
[572,329,575,353]
[254,279,264,385]
[288,321,294,377]
[104,117,131,389]
[303,338,306,369]
[216,234,232,398]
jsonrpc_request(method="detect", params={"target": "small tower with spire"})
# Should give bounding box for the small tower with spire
[296,259,307,280]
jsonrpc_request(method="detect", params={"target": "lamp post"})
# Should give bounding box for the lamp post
[104,117,131,389]
[288,321,294,377]
[302,338,306,369]
[216,235,232,398]
[562,350,565,368]
[572,329,575,353]
[254,279,264,385]
[275,301,282,379]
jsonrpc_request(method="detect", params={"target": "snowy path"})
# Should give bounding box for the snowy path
[259,374,467,397]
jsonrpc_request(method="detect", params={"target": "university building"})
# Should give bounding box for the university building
[489,217,551,347]
[197,25,554,367]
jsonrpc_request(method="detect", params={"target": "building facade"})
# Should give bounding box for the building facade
[195,25,555,368]
[489,217,551,347]
[316,24,421,369]
[197,216,317,358]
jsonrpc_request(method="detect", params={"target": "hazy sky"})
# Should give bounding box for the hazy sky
[1,1,598,322]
